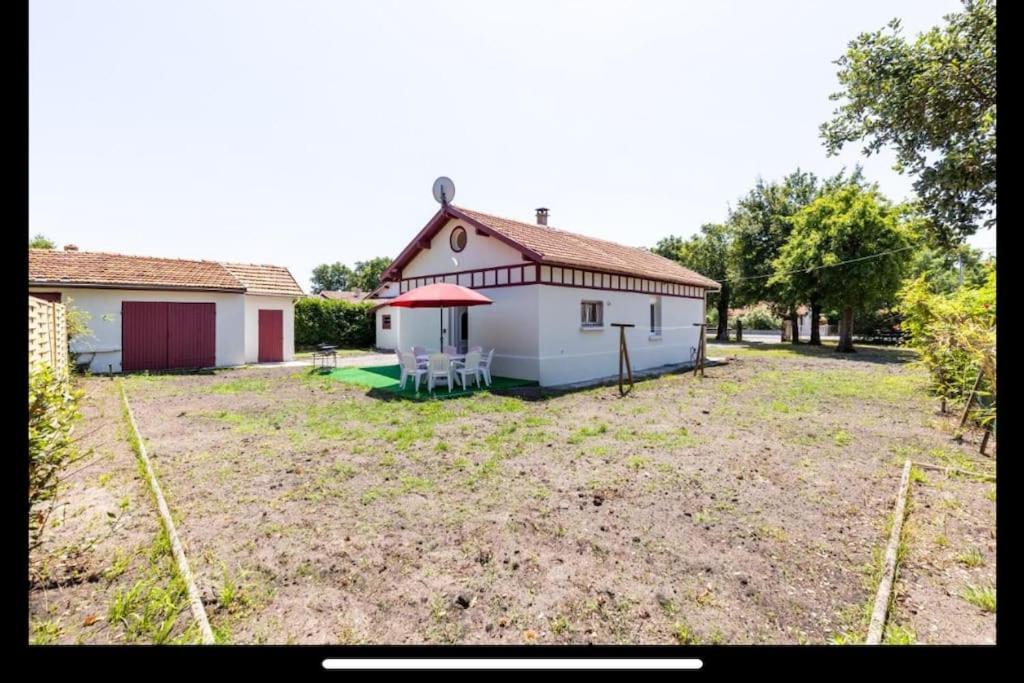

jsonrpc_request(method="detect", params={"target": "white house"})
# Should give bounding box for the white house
[371,205,720,387]
[29,247,304,373]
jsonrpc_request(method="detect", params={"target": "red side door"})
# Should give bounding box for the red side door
[258,309,283,362]
[122,302,169,372]
[168,303,216,369]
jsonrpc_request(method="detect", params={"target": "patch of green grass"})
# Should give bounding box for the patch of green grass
[954,548,985,568]
[625,455,649,471]
[209,378,270,394]
[883,623,917,644]
[567,423,608,444]
[104,548,131,583]
[833,430,852,447]
[399,475,433,494]
[360,488,386,505]
[31,619,62,644]
[962,584,996,612]
[550,614,570,636]
[909,466,928,485]
[671,622,700,645]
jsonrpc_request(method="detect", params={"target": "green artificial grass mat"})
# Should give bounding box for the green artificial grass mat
[316,364,536,399]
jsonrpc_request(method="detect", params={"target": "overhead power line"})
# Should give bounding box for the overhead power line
[718,244,917,283]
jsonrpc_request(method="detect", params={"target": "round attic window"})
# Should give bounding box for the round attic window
[450,226,467,252]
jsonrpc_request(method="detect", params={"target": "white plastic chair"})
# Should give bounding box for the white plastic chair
[398,352,427,392]
[411,346,429,368]
[453,350,482,389]
[469,345,483,353]
[427,353,453,393]
[443,345,458,356]
[477,349,495,387]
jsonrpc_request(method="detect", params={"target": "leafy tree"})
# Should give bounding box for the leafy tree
[30,234,56,249]
[821,0,996,245]
[310,262,353,294]
[654,224,734,341]
[906,243,990,295]
[29,364,84,549]
[773,183,912,352]
[899,264,995,427]
[349,256,392,293]
[729,169,822,343]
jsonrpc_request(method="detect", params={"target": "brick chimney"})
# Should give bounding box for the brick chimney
[63,244,79,251]
[535,207,549,226]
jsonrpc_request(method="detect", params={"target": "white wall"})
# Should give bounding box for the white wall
[401,217,525,276]
[243,294,296,363]
[537,286,703,387]
[29,287,246,373]
[375,306,397,351]
[466,286,540,381]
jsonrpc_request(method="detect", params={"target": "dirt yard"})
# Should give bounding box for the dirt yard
[29,342,996,644]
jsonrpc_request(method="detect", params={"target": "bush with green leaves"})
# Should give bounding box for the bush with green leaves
[294,297,375,348]
[29,364,84,548]
[899,265,995,429]
[735,304,782,331]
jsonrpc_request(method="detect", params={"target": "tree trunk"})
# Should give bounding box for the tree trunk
[715,285,730,342]
[836,306,856,352]
[809,302,822,345]
[789,308,800,344]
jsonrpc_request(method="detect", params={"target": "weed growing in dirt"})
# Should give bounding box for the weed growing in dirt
[209,378,270,394]
[672,622,699,644]
[954,548,985,568]
[883,623,917,644]
[962,585,996,612]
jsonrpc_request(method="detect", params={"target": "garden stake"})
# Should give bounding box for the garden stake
[611,323,635,396]
[119,381,215,644]
[956,368,984,436]
[866,459,912,645]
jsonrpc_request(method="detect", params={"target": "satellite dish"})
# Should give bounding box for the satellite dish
[432,176,455,205]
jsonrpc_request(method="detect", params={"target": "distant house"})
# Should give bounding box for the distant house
[370,205,720,387]
[29,246,304,373]
[318,290,366,302]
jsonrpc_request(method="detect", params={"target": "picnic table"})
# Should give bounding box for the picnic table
[312,344,337,369]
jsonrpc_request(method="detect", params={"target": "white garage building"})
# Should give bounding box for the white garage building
[371,205,720,387]
[29,247,304,373]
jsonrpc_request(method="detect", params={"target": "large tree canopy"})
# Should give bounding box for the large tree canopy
[310,262,354,294]
[821,0,996,244]
[349,257,392,293]
[30,234,56,249]
[654,223,734,340]
[773,183,912,352]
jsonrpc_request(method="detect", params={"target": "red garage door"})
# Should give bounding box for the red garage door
[122,302,215,372]
[258,309,283,362]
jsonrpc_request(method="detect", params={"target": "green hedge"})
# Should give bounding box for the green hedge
[295,298,376,348]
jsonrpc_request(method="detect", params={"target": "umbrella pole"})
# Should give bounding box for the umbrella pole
[439,307,443,351]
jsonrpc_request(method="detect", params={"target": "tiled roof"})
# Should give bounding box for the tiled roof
[318,290,366,302]
[29,249,303,296]
[452,206,721,289]
[222,262,304,297]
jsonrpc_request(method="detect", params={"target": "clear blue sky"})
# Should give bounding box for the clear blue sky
[30,0,992,291]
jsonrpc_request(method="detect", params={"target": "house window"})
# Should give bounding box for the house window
[650,296,662,336]
[581,300,603,328]
[450,226,467,252]
[381,314,392,330]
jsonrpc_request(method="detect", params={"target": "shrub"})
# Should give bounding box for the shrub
[734,303,782,330]
[29,364,84,548]
[899,265,995,430]
[294,298,375,348]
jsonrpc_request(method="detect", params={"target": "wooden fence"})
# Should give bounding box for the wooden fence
[28,295,69,378]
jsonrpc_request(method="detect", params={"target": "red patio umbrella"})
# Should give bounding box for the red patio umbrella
[388,283,493,351]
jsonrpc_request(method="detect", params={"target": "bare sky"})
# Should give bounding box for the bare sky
[30,0,990,290]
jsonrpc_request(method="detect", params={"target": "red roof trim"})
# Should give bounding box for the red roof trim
[381,205,542,282]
